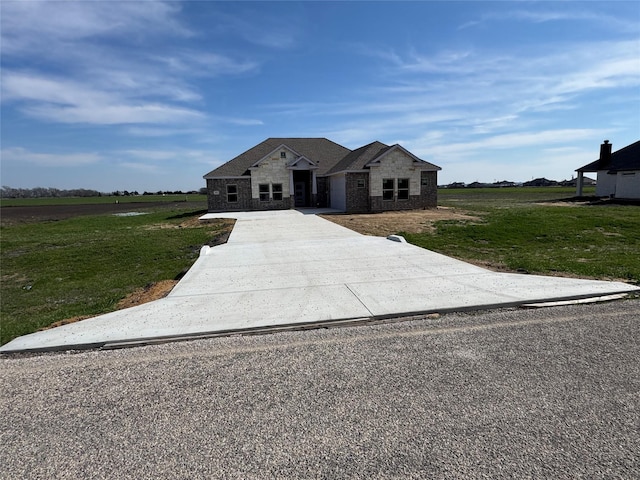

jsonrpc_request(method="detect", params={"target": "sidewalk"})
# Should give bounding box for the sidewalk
[1,210,637,353]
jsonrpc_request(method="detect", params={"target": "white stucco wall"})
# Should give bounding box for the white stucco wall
[251,151,291,199]
[330,173,346,211]
[369,150,421,197]
[616,171,640,199]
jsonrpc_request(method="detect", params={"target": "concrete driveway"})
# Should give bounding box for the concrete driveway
[1,209,638,353]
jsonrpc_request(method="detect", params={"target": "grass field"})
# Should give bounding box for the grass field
[1,187,638,346]
[1,204,230,345]
[403,187,640,283]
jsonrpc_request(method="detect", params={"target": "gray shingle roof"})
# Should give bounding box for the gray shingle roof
[325,141,390,175]
[577,140,640,173]
[204,137,442,179]
[204,138,351,178]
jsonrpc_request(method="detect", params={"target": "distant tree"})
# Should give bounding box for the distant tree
[1,186,102,198]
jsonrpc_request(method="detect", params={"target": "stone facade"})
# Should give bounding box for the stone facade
[420,171,438,207]
[204,139,441,213]
[206,178,252,211]
[366,149,438,212]
[250,151,291,200]
[250,196,293,211]
[369,149,421,197]
[345,172,370,213]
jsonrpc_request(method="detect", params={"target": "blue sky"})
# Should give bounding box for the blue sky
[1,1,639,192]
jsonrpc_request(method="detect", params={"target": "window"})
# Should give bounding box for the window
[397,178,409,200]
[259,184,270,202]
[382,179,394,200]
[357,178,366,189]
[280,151,287,158]
[272,183,283,201]
[226,184,238,203]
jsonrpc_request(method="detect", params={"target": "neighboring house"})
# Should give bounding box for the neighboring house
[559,177,596,188]
[203,138,441,213]
[576,140,640,199]
[523,177,558,187]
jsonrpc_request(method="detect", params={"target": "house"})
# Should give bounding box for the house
[523,177,558,187]
[559,176,596,188]
[203,138,441,213]
[576,140,640,199]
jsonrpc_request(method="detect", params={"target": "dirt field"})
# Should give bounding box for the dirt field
[321,207,478,236]
[0,201,207,225]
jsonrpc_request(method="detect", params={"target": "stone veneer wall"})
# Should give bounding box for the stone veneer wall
[420,171,438,207]
[251,195,293,210]
[370,171,438,212]
[250,153,291,199]
[345,172,370,213]
[369,150,421,197]
[206,178,252,211]
[368,149,438,212]
[370,194,424,212]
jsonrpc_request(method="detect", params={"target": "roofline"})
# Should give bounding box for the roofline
[249,144,304,169]
[203,175,249,180]
[323,169,369,176]
[287,154,318,169]
[364,144,442,170]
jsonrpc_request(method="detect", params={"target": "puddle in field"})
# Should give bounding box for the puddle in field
[113,212,149,217]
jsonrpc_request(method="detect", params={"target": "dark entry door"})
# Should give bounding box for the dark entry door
[294,181,307,207]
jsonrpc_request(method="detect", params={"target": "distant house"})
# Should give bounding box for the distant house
[523,178,558,187]
[559,177,596,188]
[576,140,640,199]
[467,181,489,188]
[493,180,517,188]
[203,138,441,213]
[441,182,466,189]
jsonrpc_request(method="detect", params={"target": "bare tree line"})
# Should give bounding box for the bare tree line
[1,186,208,198]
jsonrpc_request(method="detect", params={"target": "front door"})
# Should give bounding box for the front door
[294,181,306,207]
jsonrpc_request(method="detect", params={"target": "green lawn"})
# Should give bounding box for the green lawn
[402,187,640,283]
[1,207,230,345]
[1,187,638,346]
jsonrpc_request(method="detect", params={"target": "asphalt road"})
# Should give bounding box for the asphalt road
[2,299,639,479]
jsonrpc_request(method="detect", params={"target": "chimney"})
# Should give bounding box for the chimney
[600,140,612,166]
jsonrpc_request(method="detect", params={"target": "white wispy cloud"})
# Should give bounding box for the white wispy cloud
[2,72,205,125]
[1,1,190,53]
[209,8,301,49]
[153,51,259,77]
[0,1,260,128]
[311,34,639,151]
[458,7,638,33]
[428,129,600,157]
[1,147,101,167]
